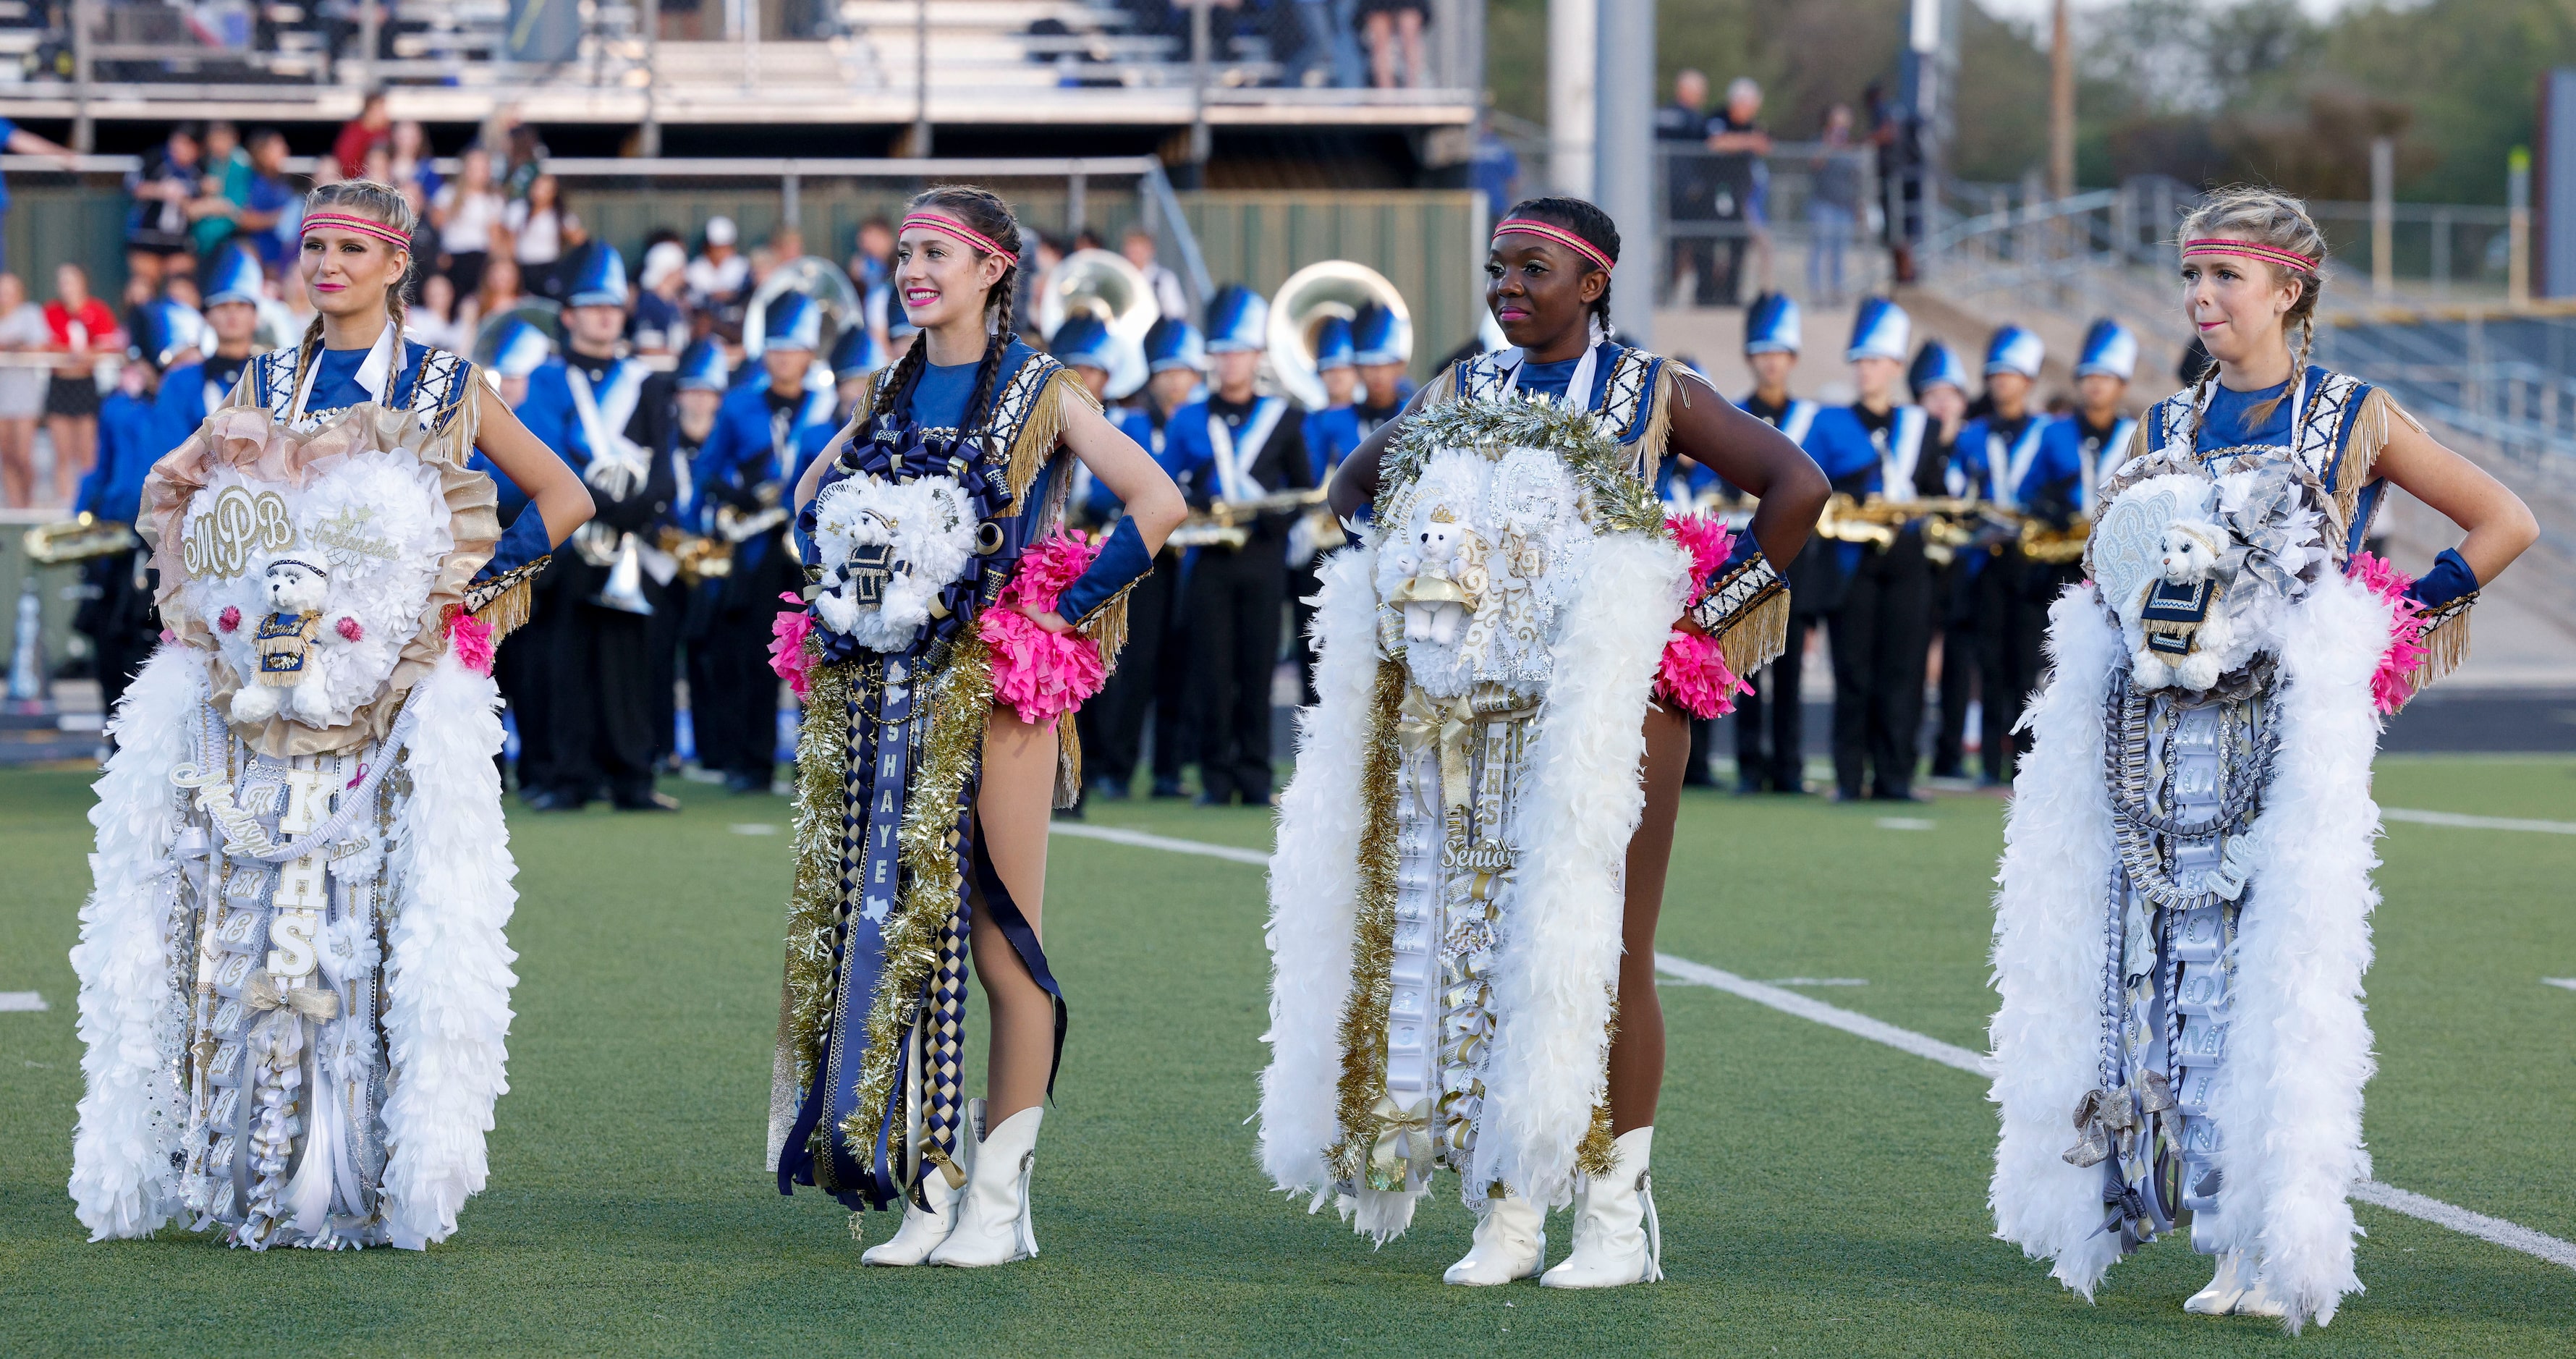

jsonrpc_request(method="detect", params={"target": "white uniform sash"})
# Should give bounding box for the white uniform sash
[1210,395,1287,502]
[2078,415,2138,514]
[1880,405,1928,504]
[1986,416,2047,511]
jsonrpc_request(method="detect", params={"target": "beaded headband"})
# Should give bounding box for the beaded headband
[300,211,413,250]
[902,212,1015,261]
[2182,237,2318,273]
[1491,218,1616,274]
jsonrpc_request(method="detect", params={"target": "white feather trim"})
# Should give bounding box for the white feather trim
[1471,533,1688,1211]
[2210,567,2387,1332]
[1258,541,1380,1207]
[69,645,203,1240]
[1986,585,2127,1297]
[379,651,520,1250]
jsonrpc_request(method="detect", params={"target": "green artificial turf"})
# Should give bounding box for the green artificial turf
[2,757,2572,1356]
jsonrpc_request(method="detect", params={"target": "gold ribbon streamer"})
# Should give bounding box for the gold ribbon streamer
[1368,1094,1433,1181]
[245,969,341,1023]
[1396,685,1477,813]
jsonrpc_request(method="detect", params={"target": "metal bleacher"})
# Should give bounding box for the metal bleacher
[0,0,1479,135]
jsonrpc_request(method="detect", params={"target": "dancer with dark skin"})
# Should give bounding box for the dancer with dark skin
[1330,223,1829,1136]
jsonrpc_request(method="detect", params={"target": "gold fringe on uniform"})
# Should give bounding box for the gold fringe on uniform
[462,558,547,644]
[1716,588,1792,680]
[1054,714,1083,810]
[2407,596,2475,693]
[1000,367,1103,512]
[1326,659,1410,1189]
[1072,580,1137,664]
[1634,363,1679,479]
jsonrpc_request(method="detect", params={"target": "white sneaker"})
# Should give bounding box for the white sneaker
[925,1104,1043,1267]
[1539,1127,1663,1289]
[1442,1194,1546,1285]
[2183,1250,2250,1316]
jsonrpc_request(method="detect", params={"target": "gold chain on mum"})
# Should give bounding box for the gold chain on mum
[781,651,856,1101]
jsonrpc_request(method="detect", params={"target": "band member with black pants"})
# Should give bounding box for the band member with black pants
[1954,325,2049,784]
[1168,285,1312,808]
[1904,340,1977,780]
[1725,292,1821,793]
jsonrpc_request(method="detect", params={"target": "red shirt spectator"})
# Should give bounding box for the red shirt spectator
[334,91,394,180]
[44,295,119,352]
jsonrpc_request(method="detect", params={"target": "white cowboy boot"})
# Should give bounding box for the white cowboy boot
[926,1104,1043,1267]
[1442,1193,1546,1285]
[860,1154,970,1266]
[1540,1126,1663,1288]
[2183,1250,2251,1316]
[2230,1266,2289,1318]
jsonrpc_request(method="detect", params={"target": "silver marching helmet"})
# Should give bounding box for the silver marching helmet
[1266,260,1410,410]
[472,299,564,369]
[742,256,863,357]
[1035,247,1155,399]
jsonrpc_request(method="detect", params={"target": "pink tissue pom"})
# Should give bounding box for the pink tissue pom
[335,615,364,643]
[446,609,496,676]
[2349,549,2429,715]
[985,532,1110,727]
[1654,513,1753,719]
[768,592,815,700]
[217,605,242,633]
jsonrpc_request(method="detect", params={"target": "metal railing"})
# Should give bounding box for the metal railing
[1650,140,1894,306]
[2320,316,2576,481]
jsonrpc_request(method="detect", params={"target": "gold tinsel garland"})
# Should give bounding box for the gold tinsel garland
[778,651,857,1108]
[1326,658,1410,1189]
[841,634,997,1154]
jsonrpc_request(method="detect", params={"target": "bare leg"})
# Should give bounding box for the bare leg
[970,708,1059,1125]
[0,416,32,507]
[46,413,94,507]
[1365,13,1394,88]
[1607,700,1687,1135]
[1397,9,1424,88]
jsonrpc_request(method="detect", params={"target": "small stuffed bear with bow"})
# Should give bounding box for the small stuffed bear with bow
[2124,520,2240,692]
[229,558,359,726]
[1385,507,1478,647]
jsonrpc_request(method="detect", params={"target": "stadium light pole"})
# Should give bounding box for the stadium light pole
[1594,0,1652,345]
[1547,0,1594,197]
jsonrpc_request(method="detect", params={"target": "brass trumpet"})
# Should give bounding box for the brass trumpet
[658,525,734,584]
[1167,487,1331,550]
[23,513,142,564]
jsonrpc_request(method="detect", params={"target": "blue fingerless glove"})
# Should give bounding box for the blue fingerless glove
[2405,548,2479,608]
[473,505,554,584]
[1058,515,1154,626]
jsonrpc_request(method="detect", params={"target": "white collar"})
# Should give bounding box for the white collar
[291,320,402,420]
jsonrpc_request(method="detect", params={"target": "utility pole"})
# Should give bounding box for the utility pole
[2048,0,2074,199]
[2370,136,2395,301]
[912,0,933,156]
[642,0,661,156]
[1595,0,1653,344]
[2510,145,2532,309]
[1189,0,1211,182]
[1548,0,1596,197]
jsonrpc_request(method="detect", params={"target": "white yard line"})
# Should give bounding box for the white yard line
[0,991,47,1012]
[1066,821,2576,1274]
[2382,808,2576,835]
[2544,978,2576,992]
[728,823,781,836]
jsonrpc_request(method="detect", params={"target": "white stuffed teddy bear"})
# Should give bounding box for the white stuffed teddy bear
[2124,519,2239,693]
[229,558,356,725]
[1386,507,1478,647]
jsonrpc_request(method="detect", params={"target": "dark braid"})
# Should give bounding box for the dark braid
[1501,195,1622,329]
[870,185,1025,439]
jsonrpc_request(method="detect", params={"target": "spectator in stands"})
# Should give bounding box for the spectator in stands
[465,255,526,342]
[503,122,548,200]
[334,90,394,180]
[126,124,203,287]
[1359,0,1426,89]
[1658,69,1716,305]
[1470,106,1520,223]
[850,216,895,343]
[432,146,504,300]
[1705,77,1771,308]
[686,216,750,316]
[1122,225,1188,320]
[1808,104,1862,307]
[238,130,299,274]
[390,119,442,203]
[659,0,705,39]
[0,115,75,281]
[43,263,117,507]
[505,173,576,300]
[187,121,251,262]
[1289,0,1363,88]
[407,272,469,353]
[0,274,46,508]
[635,240,691,355]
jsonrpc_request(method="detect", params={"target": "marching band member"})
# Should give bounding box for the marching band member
[69,339,176,714]
[514,246,682,812]
[772,185,1183,1266]
[1167,284,1312,807]
[1991,185,2535,1329]
[1085,317,1204,800]
[480,314,569,784]
[1802,297,1941,801]
[1954,324,2048,783]
[1907,339,1980,782]
[156,244,263,435]
[71,177,592,1252]
[690,291,834,794]
[670,337,730,776]
[1292,314,1365,706]
[1350,301,1414,439]
[1728,290,1821,793]
[1265,195,1826,1288]
[2039,317,2140,519]
[828,321,890,425]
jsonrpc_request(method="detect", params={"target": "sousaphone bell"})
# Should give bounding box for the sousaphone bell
[1035,248,1155,399]
[1266,261,1410,411]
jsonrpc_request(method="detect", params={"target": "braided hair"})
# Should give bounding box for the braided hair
[1499,195,1622,330]
[870,185,1025,439]
[294,179,422,372]
[2177,185,2329,429]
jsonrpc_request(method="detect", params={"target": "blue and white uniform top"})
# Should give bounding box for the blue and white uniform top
[1958,408,2052,512]
[2131,364,2414,566]
[240,325,475,436]
[1448,337,1674,477]
[2032,410,2139,516]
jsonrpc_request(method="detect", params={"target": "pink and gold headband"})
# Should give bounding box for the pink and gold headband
[2182,237,2318,274]
[1491,218,1616,274]
[300,211,413,249]
[902,212,1014,261]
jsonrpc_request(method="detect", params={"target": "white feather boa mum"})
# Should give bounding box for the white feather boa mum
[1259,541,1378,1208]
[380,651,521,1250]
[1989,573,2392,1331]
[1471,532,1687,1211]
[69,645,203,1240]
